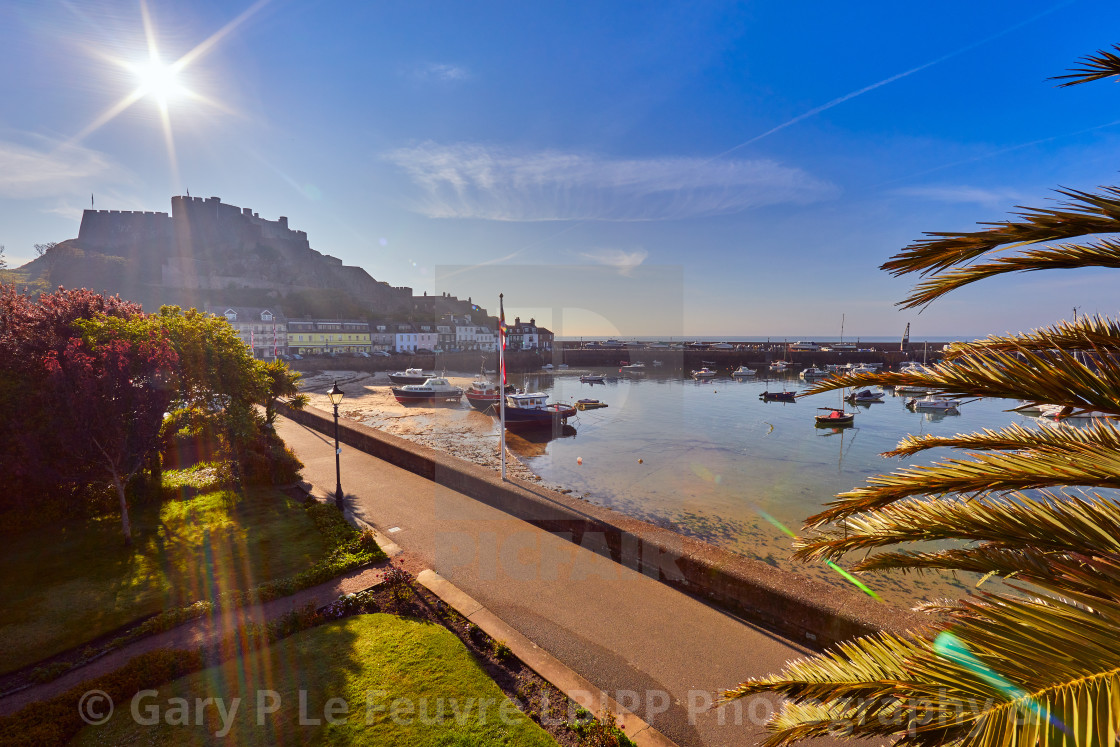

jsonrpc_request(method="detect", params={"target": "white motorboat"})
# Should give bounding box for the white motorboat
[652,360,664,367]
[392,377,464,404]
[895,384,934,395]
[769,361,791,372]
[692,367,718,380]
[731,365,756,377]
[799,366,829,379]
[620,362,646,372]
[907,396,959,411]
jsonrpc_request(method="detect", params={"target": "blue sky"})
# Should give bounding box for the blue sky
[2,0,1119,337]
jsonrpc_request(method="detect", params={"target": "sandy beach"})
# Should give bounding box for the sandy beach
[297,369,973,608]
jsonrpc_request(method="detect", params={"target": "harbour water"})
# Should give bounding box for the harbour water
[500,366,1049,605]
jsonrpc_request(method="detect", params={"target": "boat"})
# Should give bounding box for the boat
[769,361,791,372]
[541,363,554,371]
[652,360,664,367]
[760,390,797,402]
[692,367,718,379]
[906,396,959,412]
[576,398,608,411]
[620,362,647,372]
[894,384,934,395]
[388,367,435,385]
[464,379,516,412]
[846,389,885,403]
[799,366,829,379]
[392,377,464,404]
[557,363,569,370]
[501,392,577,429]
[580,374,606,384]
[788,342,820,351]
[710,343,734,350]
[1037,404,1110,420]
[815,408,855,427]
[731,365,756,377]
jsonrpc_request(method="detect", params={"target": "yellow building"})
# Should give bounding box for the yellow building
[287,319,371,356]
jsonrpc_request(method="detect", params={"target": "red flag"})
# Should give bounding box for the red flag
[499,296,507,385]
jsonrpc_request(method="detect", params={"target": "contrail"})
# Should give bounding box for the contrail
[714,0,1076,161]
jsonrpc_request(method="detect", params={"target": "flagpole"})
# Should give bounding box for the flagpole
[499,294,506,481]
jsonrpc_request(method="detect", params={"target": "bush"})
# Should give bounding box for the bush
[0,648,206,746]
[238,428,303,485]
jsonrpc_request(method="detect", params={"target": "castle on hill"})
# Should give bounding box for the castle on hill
[68,195,413,313]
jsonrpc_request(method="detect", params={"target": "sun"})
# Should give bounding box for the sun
[132,59,186,107]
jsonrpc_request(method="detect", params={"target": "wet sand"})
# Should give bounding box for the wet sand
[298,369,971,608]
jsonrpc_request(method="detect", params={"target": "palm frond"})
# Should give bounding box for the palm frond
[885,420,1120,459]
[805,443,1120,526]
[800,491,1120,561]
[880,187,1120,280]
[897,238,1120,309]
[803,349,1120,418]
[740,591,1120,747]
[940,315,1120,359]
[1054,45,1120,87]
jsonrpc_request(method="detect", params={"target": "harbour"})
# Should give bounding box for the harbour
[300,362,1061,607]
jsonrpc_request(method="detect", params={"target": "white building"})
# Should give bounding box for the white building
[206,305,287,360]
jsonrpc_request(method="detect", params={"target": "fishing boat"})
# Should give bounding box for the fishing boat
[580,374,606,383]
[576,398,608,411]
[760,390,797,402]
[799,366,829,379]
[464,379,516,412]
[392,377,464,404]
[692,367,718,380]
[815,408,855,427]
[906,396,959,412]
[501,392,577,429]
[731,365,756,377]
[846,389,885,403]
[388,367,435,385]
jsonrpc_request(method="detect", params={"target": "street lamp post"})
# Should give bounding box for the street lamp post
[328,381,345,511]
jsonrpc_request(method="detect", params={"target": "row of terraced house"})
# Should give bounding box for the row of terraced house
[206,306,553,359]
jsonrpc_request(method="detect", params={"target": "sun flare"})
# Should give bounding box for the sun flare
[132,59,185,106]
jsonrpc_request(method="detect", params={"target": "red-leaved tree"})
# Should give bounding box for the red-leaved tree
[40,315,177,542]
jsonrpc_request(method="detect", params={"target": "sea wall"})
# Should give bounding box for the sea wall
[280,403,928,649]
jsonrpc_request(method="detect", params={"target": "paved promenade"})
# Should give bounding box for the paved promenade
[277,414,881,747]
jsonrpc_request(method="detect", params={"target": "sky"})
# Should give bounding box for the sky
[2,0,1120,338]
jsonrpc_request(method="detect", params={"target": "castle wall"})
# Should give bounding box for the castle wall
[77,210,173,254]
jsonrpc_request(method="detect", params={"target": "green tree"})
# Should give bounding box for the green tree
[725,47,1120,745]
[261,357,308,426]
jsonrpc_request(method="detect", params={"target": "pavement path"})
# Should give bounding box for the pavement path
[277,414,883,747]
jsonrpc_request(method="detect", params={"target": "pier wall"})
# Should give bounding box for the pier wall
[281,403,927,649]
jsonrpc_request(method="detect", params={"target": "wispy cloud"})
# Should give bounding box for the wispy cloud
[578,248,649,276]
[0,140,119,199]
[384,142,836,221]
[407,62,471,82]
[892,185,1029,209]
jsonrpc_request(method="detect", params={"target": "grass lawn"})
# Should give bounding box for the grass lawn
[0,468,329,674]
[73,614,557,746]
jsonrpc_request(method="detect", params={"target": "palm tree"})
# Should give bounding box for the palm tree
[724,47,1120,746]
